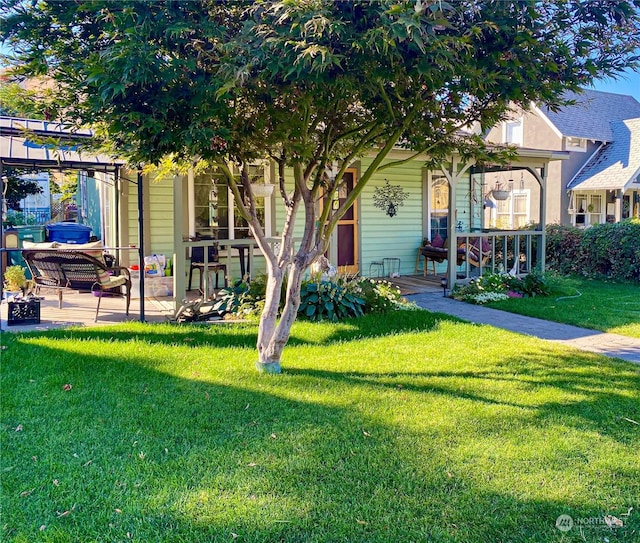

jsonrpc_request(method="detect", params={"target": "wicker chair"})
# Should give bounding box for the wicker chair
[23,249,131,322]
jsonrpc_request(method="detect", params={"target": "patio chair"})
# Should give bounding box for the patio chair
[187,242,228,293]
[416,235,466,276]
[23,249,131,322]
[460,237,492,269]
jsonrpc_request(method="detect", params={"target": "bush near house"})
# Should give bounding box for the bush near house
[214,275,414,321]
[452,271,551,305]
[546,219,640,282]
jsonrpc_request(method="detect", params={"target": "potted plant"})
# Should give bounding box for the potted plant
[3,265,27,297]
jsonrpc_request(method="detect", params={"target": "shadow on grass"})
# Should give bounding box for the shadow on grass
[2,332,639,542]
[7,310,453,349]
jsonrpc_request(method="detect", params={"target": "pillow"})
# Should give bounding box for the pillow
[481,238,491,253]
[23,241,58,249]
[431,233,445,248]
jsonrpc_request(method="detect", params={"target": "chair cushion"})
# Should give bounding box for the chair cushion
[431,233,445,248]
[100,275,128,290]
[23,241,59,249]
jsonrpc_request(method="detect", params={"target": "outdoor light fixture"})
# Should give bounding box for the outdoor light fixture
[441,276,448,297]
[373,179,409,217]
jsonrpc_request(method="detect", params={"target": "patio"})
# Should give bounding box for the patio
[0,274,441,333]
[0,289,173,333]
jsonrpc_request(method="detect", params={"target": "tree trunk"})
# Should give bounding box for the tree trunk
[255,258,306,374]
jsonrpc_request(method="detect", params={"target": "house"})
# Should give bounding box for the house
[112,147,566,310]
[1,114,567,314]
[484,89,640,227]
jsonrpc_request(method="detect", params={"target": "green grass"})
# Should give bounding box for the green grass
[2,312,639,542]
[486,275,640,339]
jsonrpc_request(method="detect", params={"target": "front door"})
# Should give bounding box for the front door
[335,170,359,274]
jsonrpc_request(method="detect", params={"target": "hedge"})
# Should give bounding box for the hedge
[545,219,640,282]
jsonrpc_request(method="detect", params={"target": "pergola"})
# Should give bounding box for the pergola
[0,116,150,321]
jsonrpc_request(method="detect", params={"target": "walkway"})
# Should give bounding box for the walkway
[408,291,640,365]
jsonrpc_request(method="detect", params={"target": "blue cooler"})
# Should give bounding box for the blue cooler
[46,222,92,244]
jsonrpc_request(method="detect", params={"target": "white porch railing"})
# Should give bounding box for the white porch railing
[454,229,544,281]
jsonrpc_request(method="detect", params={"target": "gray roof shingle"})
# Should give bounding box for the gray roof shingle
[540,89,640,142]
[568,118,640,190]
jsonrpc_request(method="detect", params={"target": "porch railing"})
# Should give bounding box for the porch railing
[454,229,544,281]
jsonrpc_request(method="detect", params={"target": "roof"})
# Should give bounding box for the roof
[0,116,123,171]
[539,89,640,143]
[568,118,640,191]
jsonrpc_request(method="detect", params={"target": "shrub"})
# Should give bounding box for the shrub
[298,279,365,322]
[212,281,250,316]
[350,277,406,313]
[546,219,640,282]
[452,271,551,304]
[545,223,584,275]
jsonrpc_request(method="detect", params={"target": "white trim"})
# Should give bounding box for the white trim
[531,103,564,139]
[566,142,606,190]
[623,166,640,192]
[564,136,587,152]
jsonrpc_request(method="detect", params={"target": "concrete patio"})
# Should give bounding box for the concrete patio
[0,289,174,333]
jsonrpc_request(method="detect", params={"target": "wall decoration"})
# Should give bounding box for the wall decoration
[372,180,409,217]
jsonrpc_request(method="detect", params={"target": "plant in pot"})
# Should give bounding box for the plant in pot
[3,265,27,298]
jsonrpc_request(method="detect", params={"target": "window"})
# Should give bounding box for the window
[504,118,523,146]
[495,190,529,229]
[193,163,272,239]
[429,173,449,241]
[565,137,587,152]
[573,193,603,226]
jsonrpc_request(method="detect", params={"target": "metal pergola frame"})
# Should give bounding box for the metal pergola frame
[0,117,148,326]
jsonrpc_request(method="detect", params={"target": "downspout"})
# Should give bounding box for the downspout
[137,168,145,322]
[114,168,120,266]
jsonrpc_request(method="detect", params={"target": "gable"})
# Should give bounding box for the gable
[568,118,640,191]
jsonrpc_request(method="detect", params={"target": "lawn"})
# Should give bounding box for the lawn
[2,312,639,542]
[486,275,640,339]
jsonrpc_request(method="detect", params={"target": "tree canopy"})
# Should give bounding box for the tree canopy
[3,0,639,371]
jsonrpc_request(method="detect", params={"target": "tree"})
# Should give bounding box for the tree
[3,0,639,372]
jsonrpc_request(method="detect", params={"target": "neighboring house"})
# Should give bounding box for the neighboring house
[484,89,640,227]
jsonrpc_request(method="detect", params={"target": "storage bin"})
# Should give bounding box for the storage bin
[46,222,92,244]
[15,225,46,244]
[5,226,46,278]
[129,270,174,299]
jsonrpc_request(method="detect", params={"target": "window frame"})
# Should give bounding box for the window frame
[192,162,273,240]
[503,118,524,146]
[565,137,587,152]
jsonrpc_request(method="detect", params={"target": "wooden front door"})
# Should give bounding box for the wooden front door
[335,170,359,275]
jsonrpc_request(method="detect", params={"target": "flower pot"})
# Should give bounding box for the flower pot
[492,190,510,201]
[251,184,275,197]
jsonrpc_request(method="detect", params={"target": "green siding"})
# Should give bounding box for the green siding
[359,158,423,277]
[127,175,175,259]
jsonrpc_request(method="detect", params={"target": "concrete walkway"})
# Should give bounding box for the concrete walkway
[408,292,640,365]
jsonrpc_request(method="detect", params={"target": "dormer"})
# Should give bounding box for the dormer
[564,136,587,152]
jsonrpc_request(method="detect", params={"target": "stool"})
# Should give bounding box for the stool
[369,261,384,278]
[383,257,400,277]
